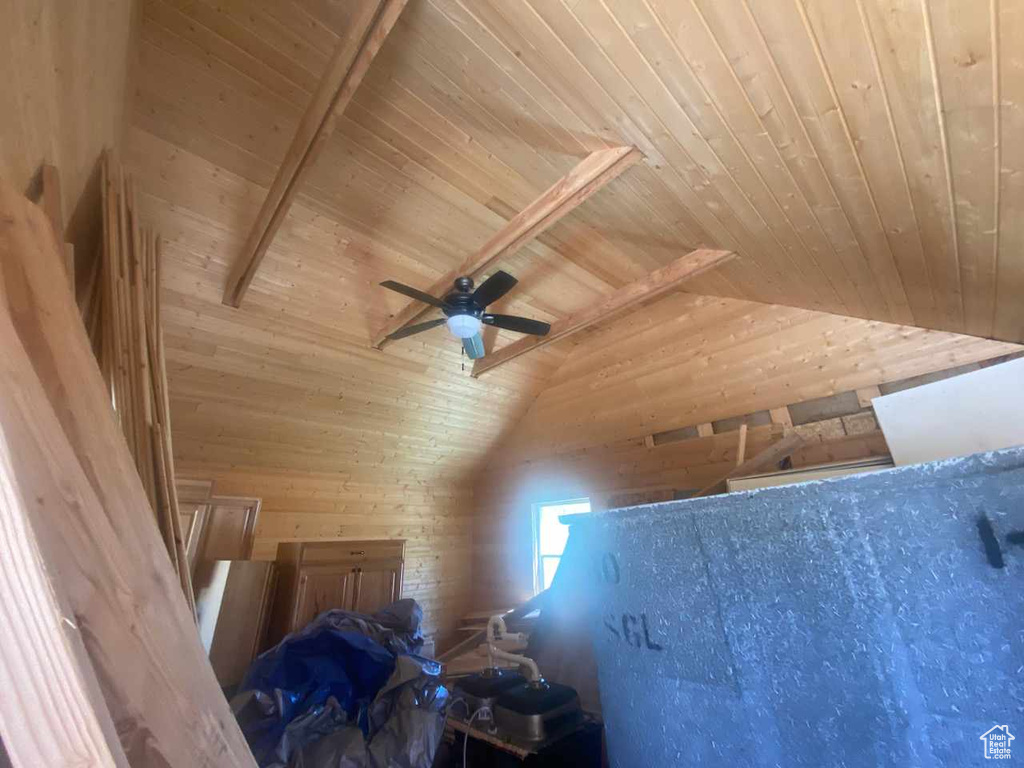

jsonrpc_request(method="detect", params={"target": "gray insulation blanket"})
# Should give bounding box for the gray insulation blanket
[562,447,1024,767]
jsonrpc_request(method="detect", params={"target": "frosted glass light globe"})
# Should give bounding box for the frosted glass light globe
[446,314,482,339]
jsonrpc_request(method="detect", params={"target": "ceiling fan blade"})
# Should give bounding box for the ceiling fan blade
[461,333,486,360]
[384,317,447,342]
[482,314,551,336]
[380,280,447,309]
[471,270,518,307]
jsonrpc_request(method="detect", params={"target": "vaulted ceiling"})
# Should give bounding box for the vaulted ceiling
[127,0,1024,483]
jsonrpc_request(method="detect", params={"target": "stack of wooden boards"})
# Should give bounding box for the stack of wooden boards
[86,151,195,614]
[0,177,254,763]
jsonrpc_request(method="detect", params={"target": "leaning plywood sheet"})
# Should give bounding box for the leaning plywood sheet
[873,357,1024,465]
[0,180,255,765]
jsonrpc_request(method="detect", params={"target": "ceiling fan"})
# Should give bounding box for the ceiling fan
[379,270,550,359]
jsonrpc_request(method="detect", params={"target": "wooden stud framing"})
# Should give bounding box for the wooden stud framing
[223,0,410,308]
[769,406,794,430]
[472,249,734,376]
[735,423,748,466]
[856,386,882,409]
[372,146,644,349]
[695,433,805,497]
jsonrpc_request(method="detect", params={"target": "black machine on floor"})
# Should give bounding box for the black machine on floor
[454,667,525,716]
[492,679,583,745]
[451,669,585,747]
[447,673,600,767]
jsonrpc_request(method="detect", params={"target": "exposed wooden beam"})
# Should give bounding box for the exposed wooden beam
[371,146,644,348]
[695,432,805,497]
[769,406,794,430]
[856,385,882,409]
[223,0,409,308]
[472,248,735,377]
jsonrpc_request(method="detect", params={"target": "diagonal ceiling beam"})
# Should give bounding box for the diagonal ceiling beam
[223,0,409,308]
[371,145,643,349]
[472,248,735,377]
[694,432,805,497]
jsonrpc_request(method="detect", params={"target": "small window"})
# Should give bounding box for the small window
[532,498,591,593]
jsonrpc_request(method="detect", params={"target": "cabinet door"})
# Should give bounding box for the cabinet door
[352,565,401,614]
[198,498,260,561]
[292,566,356,631]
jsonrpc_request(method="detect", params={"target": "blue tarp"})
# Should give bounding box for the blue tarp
[239,629,396,761]
[232,601,448,768]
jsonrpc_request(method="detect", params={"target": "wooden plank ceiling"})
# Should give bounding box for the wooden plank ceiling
[128,0,1024,485]
[498,291,1020,462]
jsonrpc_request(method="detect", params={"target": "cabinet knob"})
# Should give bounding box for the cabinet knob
[350,550,365,556]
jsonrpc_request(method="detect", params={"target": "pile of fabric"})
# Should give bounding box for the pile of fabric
[232,599,449,768]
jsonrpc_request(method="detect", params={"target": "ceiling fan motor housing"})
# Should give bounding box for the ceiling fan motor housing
[444,277,483,337]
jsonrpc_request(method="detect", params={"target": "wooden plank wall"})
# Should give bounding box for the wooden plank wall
[0,0,135,257]
[472,292,1020,607]
[125,132,570,649]
[119,0,1024,630]
[188,467,476,647]
[501,293,1020,459]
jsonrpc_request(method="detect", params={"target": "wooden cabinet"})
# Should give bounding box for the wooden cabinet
[293,564,357,633]
[352,563,402,614]
[265,540,405,649]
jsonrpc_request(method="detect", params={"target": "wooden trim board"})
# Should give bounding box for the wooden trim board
[223,0,410,308]
[472,249,735,376]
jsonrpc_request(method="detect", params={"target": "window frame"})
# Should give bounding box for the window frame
[531,497,591,595]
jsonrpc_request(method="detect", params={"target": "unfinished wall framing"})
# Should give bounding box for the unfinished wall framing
[472,292,1020,607]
